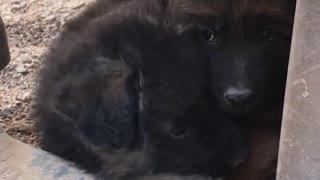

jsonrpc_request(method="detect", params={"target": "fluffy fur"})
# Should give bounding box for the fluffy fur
[34,0,249,179]
[204,1,295,179]
[168,0,296,179]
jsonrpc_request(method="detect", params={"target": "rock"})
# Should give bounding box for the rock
[20,54,32,64]
[11,0,22,4]
[2,16,12,23]
[16,123,32,135]
[16,65,28,74]
[6,123,32,135]
[16,92,32,103]
[45,15,56,24]
[11,3,27,12]
[1,106,16,118]
[15,101,22,106]
[21,92,32,103]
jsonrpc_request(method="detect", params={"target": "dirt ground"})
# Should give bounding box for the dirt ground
[0,0,94,147]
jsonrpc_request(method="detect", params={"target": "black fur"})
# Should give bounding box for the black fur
[35,0,249,179]
[165,0,296,179]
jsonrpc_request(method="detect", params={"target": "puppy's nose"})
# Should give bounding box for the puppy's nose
[224,88,254,107]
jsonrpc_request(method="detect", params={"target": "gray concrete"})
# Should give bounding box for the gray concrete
[0,127,94,180]
[276,0,320,180]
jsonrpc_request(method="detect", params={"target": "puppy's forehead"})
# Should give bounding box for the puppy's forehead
[231,0,295,21]
[168,0,226,17]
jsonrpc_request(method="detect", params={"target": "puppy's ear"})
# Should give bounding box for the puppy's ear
[76,91,138,152]
[75,57,139,152]
[44,55,139,152]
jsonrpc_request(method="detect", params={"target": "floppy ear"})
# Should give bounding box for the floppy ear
[43,55,140,152]
[74,57,140,152]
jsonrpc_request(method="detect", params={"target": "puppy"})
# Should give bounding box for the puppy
[205,1,295,178]
[34,0,249,179]
[168,0,296,179]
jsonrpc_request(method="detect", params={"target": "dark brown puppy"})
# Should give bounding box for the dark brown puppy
[169,0,295,179]
[213,1,294,178]
[35,0,249,179]
[208,0,296,120]
[205,1,295,179]
[0,16,10,71]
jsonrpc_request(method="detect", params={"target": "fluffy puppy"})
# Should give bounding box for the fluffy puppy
[34,0,249,179]
[167,0,296,179]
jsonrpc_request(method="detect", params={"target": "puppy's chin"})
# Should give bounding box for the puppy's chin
[217,98,257,116]
[219,97,269,118]
[223,105,255,116]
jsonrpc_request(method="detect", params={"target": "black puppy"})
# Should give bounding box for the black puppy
[168,0,296,179]
[35,0,249,179]
[173,0,296,119]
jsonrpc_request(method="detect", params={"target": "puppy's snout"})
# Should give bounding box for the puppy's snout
[224,88,254,108]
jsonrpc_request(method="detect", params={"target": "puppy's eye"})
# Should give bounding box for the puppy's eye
[171,126,192,139]
[261,29,274,40]
[201,29,216,43]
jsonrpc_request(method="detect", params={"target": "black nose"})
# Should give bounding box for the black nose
[224,88,254,107]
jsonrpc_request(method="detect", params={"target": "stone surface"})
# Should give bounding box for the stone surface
[0,127,94,180]
[276,0,320,180]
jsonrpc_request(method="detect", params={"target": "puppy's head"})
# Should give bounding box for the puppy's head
[178,0,296,115]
